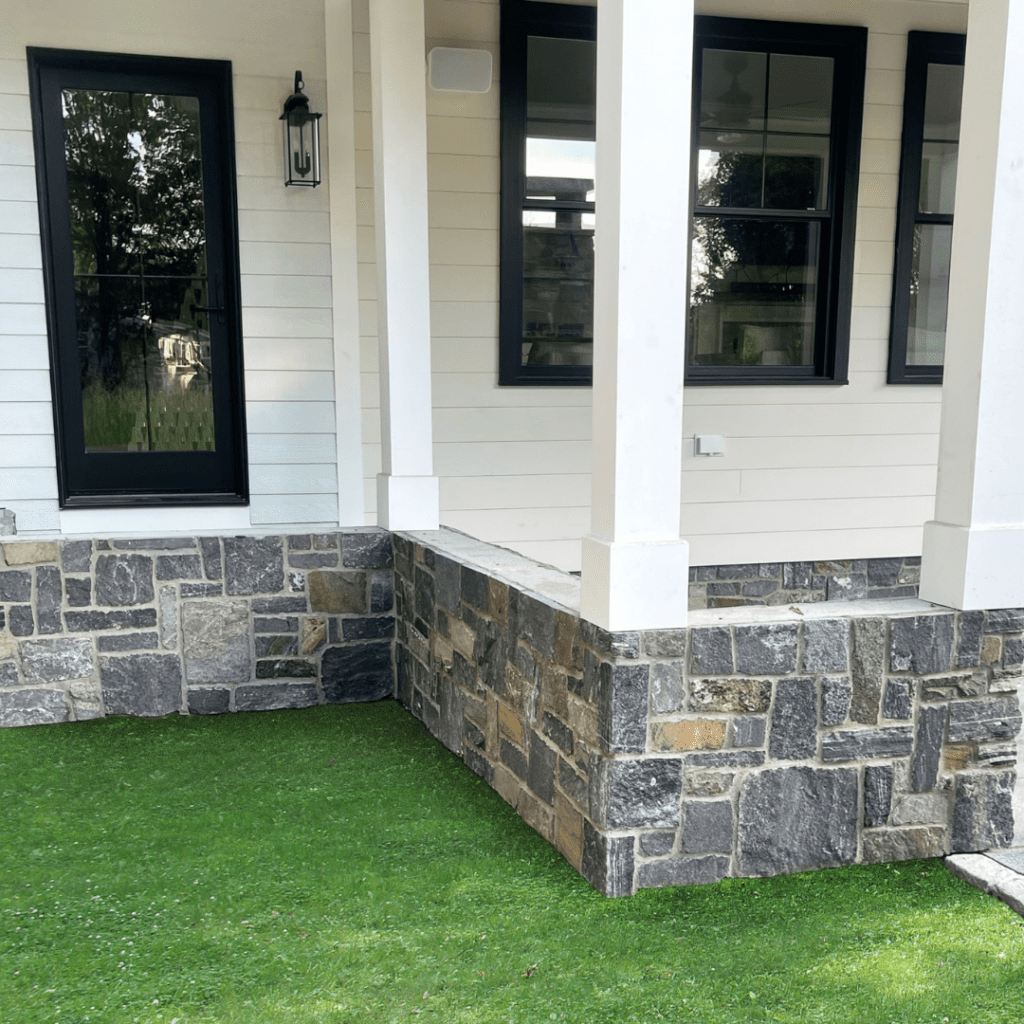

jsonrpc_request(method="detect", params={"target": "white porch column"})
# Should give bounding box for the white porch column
[919,0,1024,610]
[579,0,693,631]
[368,0,440,531]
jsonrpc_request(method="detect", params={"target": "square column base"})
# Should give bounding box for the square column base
[376,473,439,531]
[920,519,1024,610]
[580,535,689,631]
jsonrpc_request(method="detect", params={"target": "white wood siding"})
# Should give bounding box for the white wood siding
[0,1,350,534]
[351,0,967,570]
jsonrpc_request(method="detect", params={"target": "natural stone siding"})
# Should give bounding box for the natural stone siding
[0,531,394,724]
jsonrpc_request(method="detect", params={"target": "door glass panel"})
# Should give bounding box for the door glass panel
[521,213,594,366]
[766,54,833,134]
[907,223,952,365]
[701,50,767,131]
[62,87,215,452]
[689,217,820,366]
[923,63,963,142]
[919,141,958,215]
[764,134,829,210]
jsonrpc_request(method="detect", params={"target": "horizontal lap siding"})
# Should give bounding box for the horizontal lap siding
[354,0,966,571]
[0,1,342,534]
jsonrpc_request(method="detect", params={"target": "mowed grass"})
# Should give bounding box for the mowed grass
[1,701,1022,1024]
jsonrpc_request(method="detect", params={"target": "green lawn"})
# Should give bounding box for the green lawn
[1,700,1022,1024]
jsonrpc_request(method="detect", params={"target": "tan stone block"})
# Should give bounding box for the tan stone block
[504,662,532,708]
[308,570,367,613]
[709,597,746,608]
[4,542,59,566]
[407,626,430,667]
[0,635,16,660]
[567,697,598,746]
[517,788,554,841]
[554,611,580,669]
[689,678,771,713]
[493,763,521,807]
[449,617,476,660]
[499,701,525,746]
[651,719,726,752]
[554,791,584,871]
[816,560,852,573]
[464,694,487,728]
[489,578,509,625]
[861,826,948,863]
[541,661,569,719]
[943,742,975,771]
[982,635,1002,666]
[990,668,1023,693]
[432,635,454,673]
[301,617,327,655]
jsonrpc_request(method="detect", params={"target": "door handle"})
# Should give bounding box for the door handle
[191,304,225,314]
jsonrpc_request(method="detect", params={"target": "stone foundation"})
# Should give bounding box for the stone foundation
[395,530,1021,896]
[0,530,394,725]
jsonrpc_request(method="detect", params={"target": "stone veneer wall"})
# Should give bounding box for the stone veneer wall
[0,530,395,725]
[688,557,921,609]
[394,530,1022,897]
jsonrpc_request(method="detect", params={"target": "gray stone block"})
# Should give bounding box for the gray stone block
[313,534,338,551]
[803,619,849,673]
[1005,638,1024,666]
[180,584,223,599]
[9,606,34,636]
[597,661,648,753]
[255,635,299,657]
[732,715,766,748]
[913,704,946,792]
[783,562,813,588]
[707,582,739,597]
[582,820,635,897]
[464,716,485,749]
[235,683,318,712]
[187,688,230,715]
[414,566,435,628]
[255,616,299,633]
[690,627,732,674]
[948,697,1022,742]
[61,540,92,573]
[252,597,307,614]
[224,537,284,595]
[717,563,758,580]
[637,855,729,889]
[850,618,885,724]
[770,678,817,760]
[738,767,858,876]
[591,757,682,829]
[342,616,395,641]
[0,663,18,686]
[822,726,914,762]
[735,623,798,675]
[321,642,393,703]
[66,609,157,631]
[957,610,985,669]
[638,830,675,857]
[98,632,159,652]
[199,537,222,579]
[827,574,868,601]
[864,764,893,827]
[35,566,61,634]
[643,629,688,658]
[559,758,588,807]
[649,661,685,715]
[459,565,490,611]
[687,750,765,768]
[288,534,311,550]
[690,678,771,714]
[542,711,573,754]
[862,826,947,863]
[511,590,556,660]
[464,746,494,784]
[821,676,851,726]
[182,600,251,683]
[434,556,461,613]
[500,736,528,780]
[342,531,393,569]
[66,577,91,607]
[20,638,93,682]
[952,770,1015,851]
[743,580,779,598]
[101,654,182,717]
[529,730,556,803]
[159,585,177,650]
[867,558,903,588]
[986,609,1024,633]
[95,554,154,606]
[434,673,463,754]
[474,618,506,695]
[683,800,733,853]
[883,680,913,720]
[113,538,194,550]
[891,615,955,674]
[156,555,203,581]
[0,688,69,727]
[370,571,394,614]
[287,553,338,569]
[0,570,31,602]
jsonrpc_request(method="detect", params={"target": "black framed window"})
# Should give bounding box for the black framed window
[28,48,248,507]
[888,31,965,384]
[500,0,596,386]
[687,18,866,384]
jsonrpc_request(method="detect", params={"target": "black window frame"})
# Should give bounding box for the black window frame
[27,46,249,508]
[499,0,596,387]
[686,17,866,386]
[887,30,965,385]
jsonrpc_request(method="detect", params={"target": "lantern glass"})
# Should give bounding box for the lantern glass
[284,108,321,187]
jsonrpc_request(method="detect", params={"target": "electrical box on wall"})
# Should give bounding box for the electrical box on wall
[694,434,726,457]
[427,47,493,92]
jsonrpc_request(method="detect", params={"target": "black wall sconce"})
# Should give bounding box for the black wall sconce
[280,70,321,187]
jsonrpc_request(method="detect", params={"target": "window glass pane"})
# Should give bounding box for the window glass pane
[698,130,764,207]
[63,87,215,452]
[919,141,958,215]
[923,63,963,142]
[766,54,833,134]
[907,223,952,365]
[522,214,593,366]
[689,217,819,366]
[764,135,829,210]
[527,37,595,200]
[701,50,767,132]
